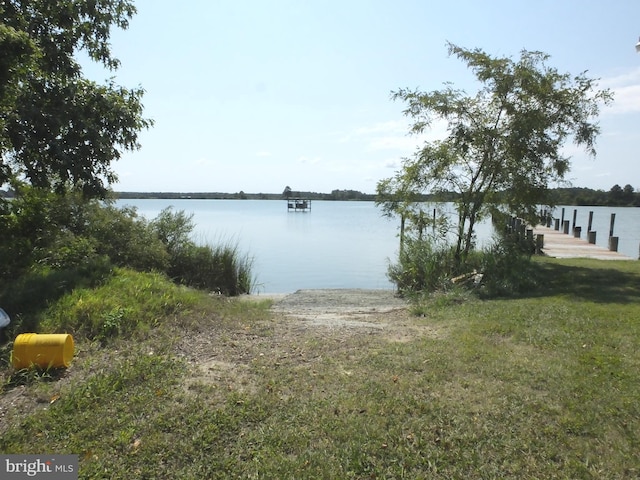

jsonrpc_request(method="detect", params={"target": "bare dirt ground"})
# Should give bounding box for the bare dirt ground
[1,290,441,428]
[264,288,409,328]
[180,289,442,400]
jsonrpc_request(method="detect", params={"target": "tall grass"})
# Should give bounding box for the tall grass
[38,268,204,343]
[168,241,255,296]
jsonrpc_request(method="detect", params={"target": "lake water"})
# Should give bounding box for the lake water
[117,199,640,293]
[118,199,401,293]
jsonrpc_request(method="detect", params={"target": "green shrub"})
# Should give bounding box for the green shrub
[388,239,461,294]
[389,235,539,299]
[86,203,169,272]
[478,237,539,298]
[36,233,99,269]
[150,207,195,257]
[0,191,255,301]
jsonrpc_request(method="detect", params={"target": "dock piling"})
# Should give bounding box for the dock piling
[609,236,619,252]
[574,226,582,239]
[609,213,616,238]
[535,234,544,254]
[608,213,617,251]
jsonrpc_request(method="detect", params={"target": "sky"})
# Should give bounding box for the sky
[80,0,640,194]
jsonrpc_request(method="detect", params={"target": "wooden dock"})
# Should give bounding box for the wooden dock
[532,226,633,260]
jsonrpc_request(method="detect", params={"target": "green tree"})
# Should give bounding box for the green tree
[0,0,152,197]
[377,43,611,268]
[622,184,635,205]
[609,184,624,206]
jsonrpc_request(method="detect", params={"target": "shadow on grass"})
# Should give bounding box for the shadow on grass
[2,366,68,392]
[0,259,112,334]
[528,259,640,304]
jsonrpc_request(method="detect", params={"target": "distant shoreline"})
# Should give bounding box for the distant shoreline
[113,191,377,201]
[2,186,639,207]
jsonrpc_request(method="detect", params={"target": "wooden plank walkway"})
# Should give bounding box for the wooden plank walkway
[532,226,634,260]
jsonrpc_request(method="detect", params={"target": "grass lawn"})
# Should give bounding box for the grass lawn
[1,258,639,479]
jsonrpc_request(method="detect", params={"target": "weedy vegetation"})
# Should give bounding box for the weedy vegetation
[1,257,639,478]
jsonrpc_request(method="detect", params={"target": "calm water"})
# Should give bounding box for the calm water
[117,200,640,293]
[118,199,401,293]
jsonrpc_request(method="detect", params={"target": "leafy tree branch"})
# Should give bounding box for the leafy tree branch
[377,42,612,269]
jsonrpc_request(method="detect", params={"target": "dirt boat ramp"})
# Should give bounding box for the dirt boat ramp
[247,289,408,329]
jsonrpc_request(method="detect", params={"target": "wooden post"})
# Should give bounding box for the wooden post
[587,211,593,232]
[535,234,544,254]
[561,207,565,226]
[526,228,534,253]
[572,209,577,234]
[609,213,616,238]
[400,214,405,254]
[554,218,560,231]
[562,220,570,235]
[608,213,617,252]
[432,208,436,235]
[609,236,619,252]
[588,231,597,244]
[573,226,581,238]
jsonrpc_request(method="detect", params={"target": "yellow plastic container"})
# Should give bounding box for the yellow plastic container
[12,333,74,369]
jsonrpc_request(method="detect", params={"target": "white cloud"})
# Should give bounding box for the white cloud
[598,67,640,115]
[256,151,272,157]
[384,159,401,169]
[606,84,640,114]
[342,118,449,156]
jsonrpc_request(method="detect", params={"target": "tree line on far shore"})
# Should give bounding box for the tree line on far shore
[549,184,640,207]
[3,184,636,206]
[0,188,379,202]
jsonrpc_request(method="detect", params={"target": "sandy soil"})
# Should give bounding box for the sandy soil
[252,288,409,328]
[1,289,438,428]
[180,289,439,401]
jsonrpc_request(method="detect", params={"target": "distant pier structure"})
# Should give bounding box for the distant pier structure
[287,198,311,212]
